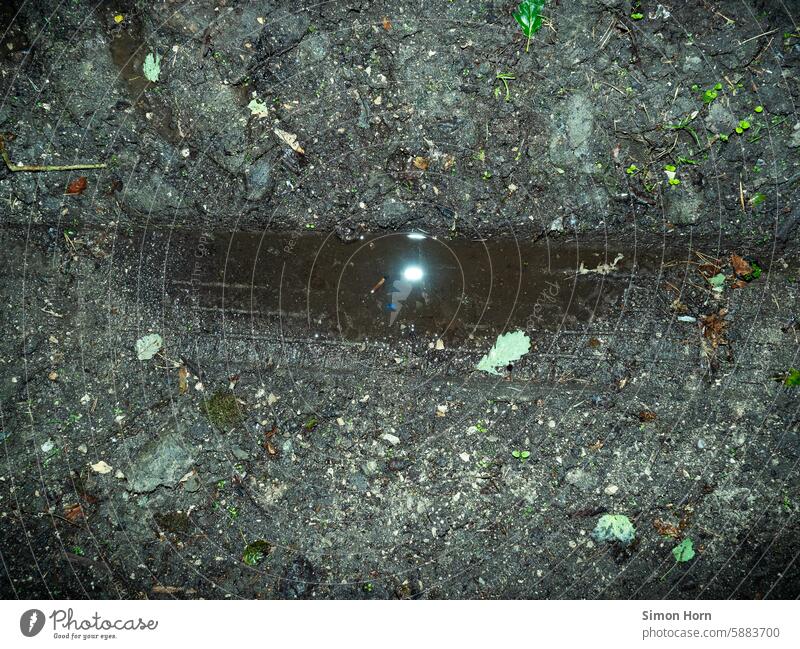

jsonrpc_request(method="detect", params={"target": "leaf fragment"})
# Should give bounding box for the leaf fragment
[91,460,113,474]
[274,128,305,154]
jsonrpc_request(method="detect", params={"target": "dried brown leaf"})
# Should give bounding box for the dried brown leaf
[64,503,84,523]
[382,16,392,30]
[653,518,680,538]
[178,365,188,395]
[66,176,88,195]
[638,410,657,422]
[730,253,752,277]
[413,156,429,170]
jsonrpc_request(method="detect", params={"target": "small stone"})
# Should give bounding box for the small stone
[381,433,400,446]
[604,484,619,495]
[231,447,250,461]
[459,452,470,462]
[435,338,445,350]
[48,371,58,381]
[77,444,87,454]
[697,439,706,449]
[41,440,54,453]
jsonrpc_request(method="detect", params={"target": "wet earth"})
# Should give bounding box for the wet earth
[1,0,799,599]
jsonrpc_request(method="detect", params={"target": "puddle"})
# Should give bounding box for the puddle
[166,230,681,342]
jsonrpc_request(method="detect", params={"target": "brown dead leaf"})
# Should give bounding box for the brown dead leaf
[638,410,657,422]
[653,518,680,538]
[413,156,429,170]
[587,337,601,348]
[382,16,392,30]
[178,365,188,395]
[670,299,689,314]
[66,176,88,195]
[731,279,747,289]
[64,503,84,523]
[702,308,728,347]
[264,425,279,457]
[698,262,721,278]
[443,154,456,171]
[730,253,752,277]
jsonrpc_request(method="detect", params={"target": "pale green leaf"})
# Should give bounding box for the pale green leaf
[247,98,269,118]
[672,538,695,562]
[135,333,163,360]
[476,330,531,375]
[593,514,636,545]
[143,52,161,82]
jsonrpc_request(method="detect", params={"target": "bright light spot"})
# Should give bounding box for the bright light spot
[407,232,426,240]
[403,266,424,282]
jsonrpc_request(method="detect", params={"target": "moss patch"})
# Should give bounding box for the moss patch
[202,391,244,429]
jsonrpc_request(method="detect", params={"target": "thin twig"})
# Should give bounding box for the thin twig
[1,135,106,173]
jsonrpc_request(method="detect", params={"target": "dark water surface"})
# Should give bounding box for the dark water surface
[167,230,687,342]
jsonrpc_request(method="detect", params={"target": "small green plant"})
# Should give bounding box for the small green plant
[513,0,546,53]
[363,582,374,593]
[735,119,750,134]
[242,540,271,566]
[495,72,515,101]
[512,449,531,462]
[226,505,239,519]
[754,105,764,113]
[71,546,85,556]
[625,164,639,175]
[304,416,319,431]
[664,163,680,186]
[475,420,489,433]
[701,82,722,104]
[784,369,800,387]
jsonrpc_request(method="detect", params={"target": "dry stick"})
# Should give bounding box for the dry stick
[0,135,106,172]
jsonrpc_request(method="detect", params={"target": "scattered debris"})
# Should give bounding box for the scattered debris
[653,518,681,539]
[574,253,624,276]
[90,460,113,474]
[701,309,728,348]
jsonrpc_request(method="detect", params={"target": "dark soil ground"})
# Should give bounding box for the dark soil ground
[1,0,799,599]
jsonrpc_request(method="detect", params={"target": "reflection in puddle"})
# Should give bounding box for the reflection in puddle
[168,230,679,343]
